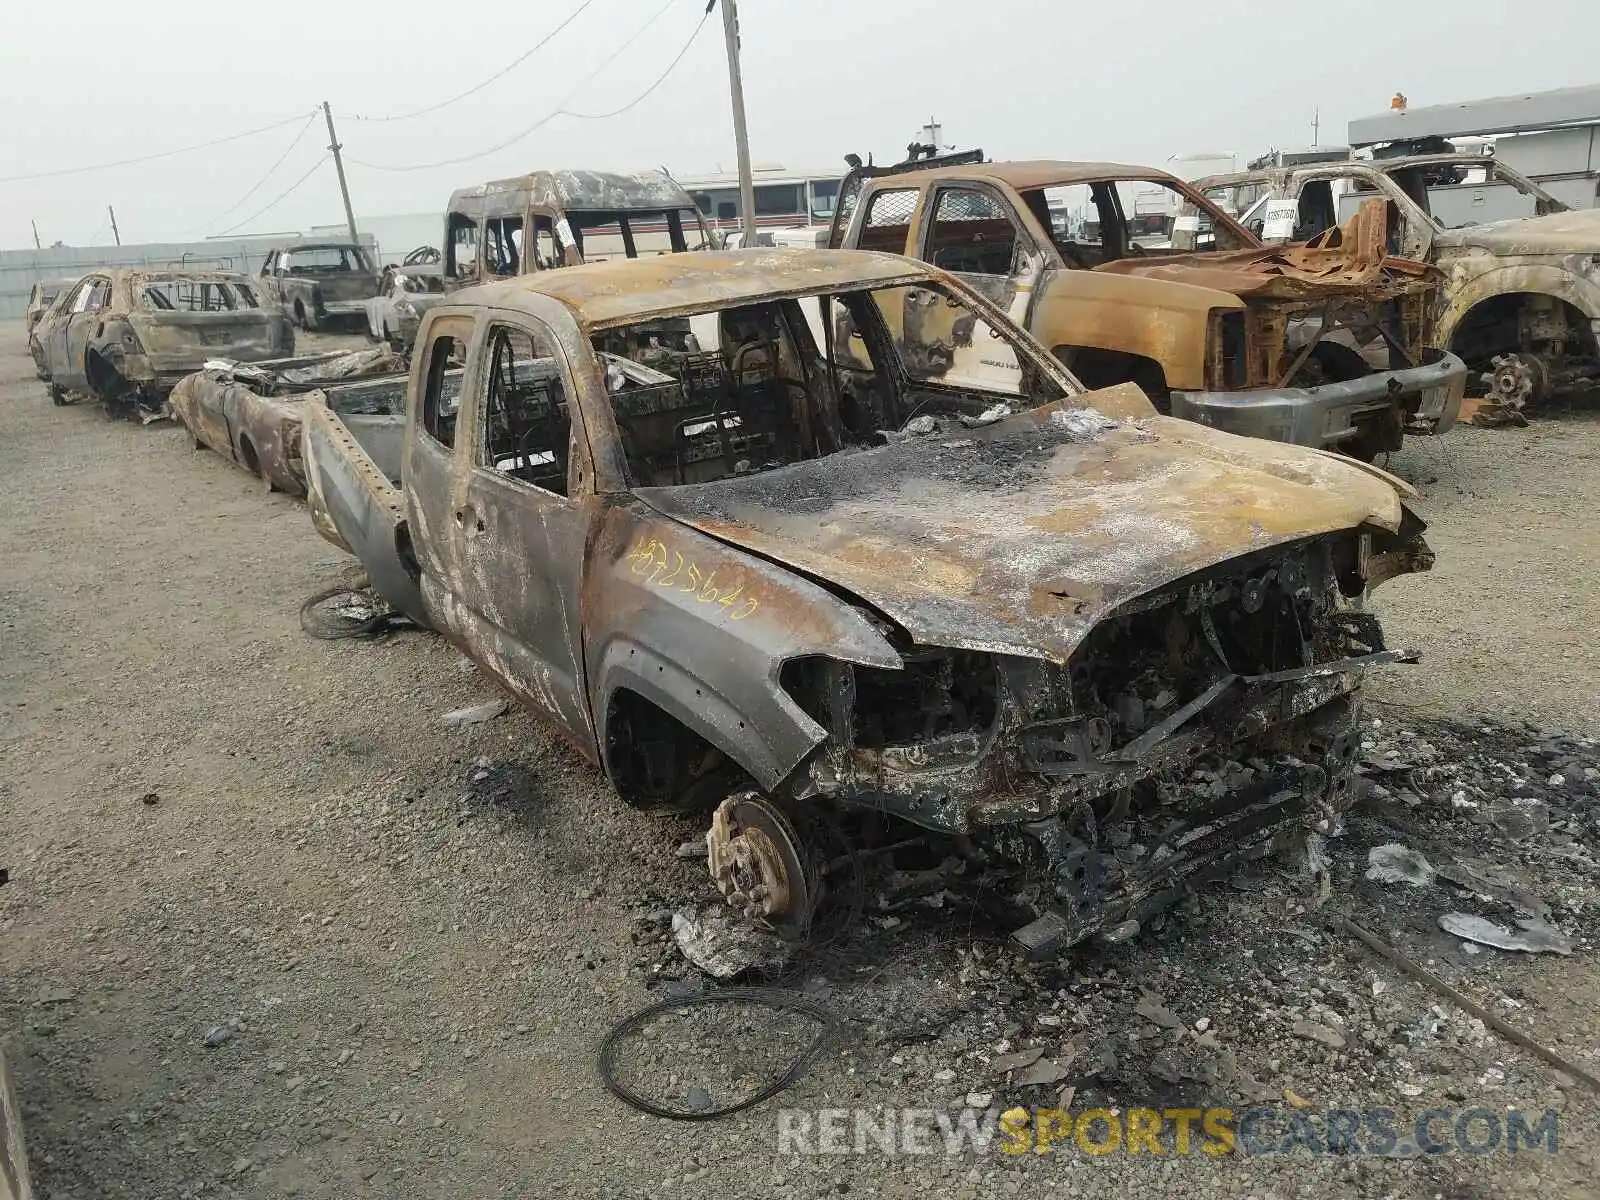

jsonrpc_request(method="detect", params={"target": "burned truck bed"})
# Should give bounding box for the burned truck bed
[168,348,407,495]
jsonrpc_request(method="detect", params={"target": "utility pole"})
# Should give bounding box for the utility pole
[323,101,361,247]
[1312,108,1321,148]
[31,220,41,250]
[107,205,122,247]
[718,0,758,249]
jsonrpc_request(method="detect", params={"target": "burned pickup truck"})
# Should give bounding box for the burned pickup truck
[303,249,1431,955]
[168,347,406,494]
[31,269,294,418]
[259,242,382,332]
[1195,153,1600,415]
[831,155,1466,458]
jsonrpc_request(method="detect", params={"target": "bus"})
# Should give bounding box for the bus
[675,166,844,242]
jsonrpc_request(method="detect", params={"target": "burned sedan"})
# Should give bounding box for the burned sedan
[168,347,406,494]
[33,270,293,418]
[301,249,1432,956]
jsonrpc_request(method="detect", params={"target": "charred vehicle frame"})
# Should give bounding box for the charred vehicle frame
[1195,153,1600,413]
[168,347,408,494]
[301,249,1433,956]
[31,269,294,418]
[829,152,1467,458]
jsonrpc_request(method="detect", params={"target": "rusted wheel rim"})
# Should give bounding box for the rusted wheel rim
[706,794,814,937]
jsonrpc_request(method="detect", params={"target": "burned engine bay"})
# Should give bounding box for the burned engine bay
[712,534,1423,960]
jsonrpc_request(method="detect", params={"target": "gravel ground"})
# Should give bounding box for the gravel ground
[1,320,1597,1199]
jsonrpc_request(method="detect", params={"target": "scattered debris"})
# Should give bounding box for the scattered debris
[1365,842,1436,886]
[670,905,792,980]
[1439,912,1572,956]
[439,700,511,728]
[1488,797,1551,839]
[1014,1057,1074,1087]
[989,1047,1044,1074]
[1050,407,1119,439]
[597,988,838,1121]
[1434,858,1549,920]
[959,402,1012,428]
[1291,1020,1348,1051]
[1338,916,1600,1094]
[1134,996,1184,1030]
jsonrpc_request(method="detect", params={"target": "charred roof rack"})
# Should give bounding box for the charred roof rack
[826,148,988,248]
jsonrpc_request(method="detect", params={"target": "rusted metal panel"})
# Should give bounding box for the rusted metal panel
[461,248,936,331]
[170,349,406,494]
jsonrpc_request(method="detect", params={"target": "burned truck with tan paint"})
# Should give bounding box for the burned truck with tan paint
[301,249,1432,956]
[1193,154,1600,413]
[831,156,1466,458]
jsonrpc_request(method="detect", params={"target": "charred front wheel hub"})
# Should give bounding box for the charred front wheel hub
[1484,352,1547,411]
[706,794,814,936]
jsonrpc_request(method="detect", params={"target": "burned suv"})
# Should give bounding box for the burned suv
[302,249,1432,956]
[32,269,293,418]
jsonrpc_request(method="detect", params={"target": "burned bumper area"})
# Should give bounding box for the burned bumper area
[781,537,1422,956]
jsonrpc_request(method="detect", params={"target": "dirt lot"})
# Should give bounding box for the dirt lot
[1,319,1597,1200]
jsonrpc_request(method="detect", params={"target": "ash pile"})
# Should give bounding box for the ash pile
[611,713,1597,1124]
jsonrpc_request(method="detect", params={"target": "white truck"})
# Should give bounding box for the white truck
[1194,153,1600,412]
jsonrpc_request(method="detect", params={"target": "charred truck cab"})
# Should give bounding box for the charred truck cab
[302,249,1432,958]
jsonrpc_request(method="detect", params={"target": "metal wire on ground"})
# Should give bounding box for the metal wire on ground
[298,586,410,640]
[596,987,841,1121]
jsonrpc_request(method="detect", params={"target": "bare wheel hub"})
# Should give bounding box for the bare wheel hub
[1484,352,1546,411]
[706,793,814,936]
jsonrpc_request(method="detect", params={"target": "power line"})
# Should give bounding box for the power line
[0,111,319,184]
[347,0,707,174]
[348,0,601,123]
[189,111,322,233]
[564,0,711,119]
[213,155,330,237]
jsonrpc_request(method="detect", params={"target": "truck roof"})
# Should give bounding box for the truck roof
[446,169,696,220]
[465,248,941,328]
[866,160,1187,191]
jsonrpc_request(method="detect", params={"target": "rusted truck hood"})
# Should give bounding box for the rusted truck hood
[634,399,1407,665]
[1432,208,1600,255]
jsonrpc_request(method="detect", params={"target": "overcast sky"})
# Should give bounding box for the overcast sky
[3,0,1596,248]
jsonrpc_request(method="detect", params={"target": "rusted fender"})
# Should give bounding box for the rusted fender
[1431,258,1600,350]
[1027,269,1238,390]
[169,372,308,494]
[585,502,901,793]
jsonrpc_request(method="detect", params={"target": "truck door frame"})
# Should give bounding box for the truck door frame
[443,301,600,751]
[914,179,1047,328]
